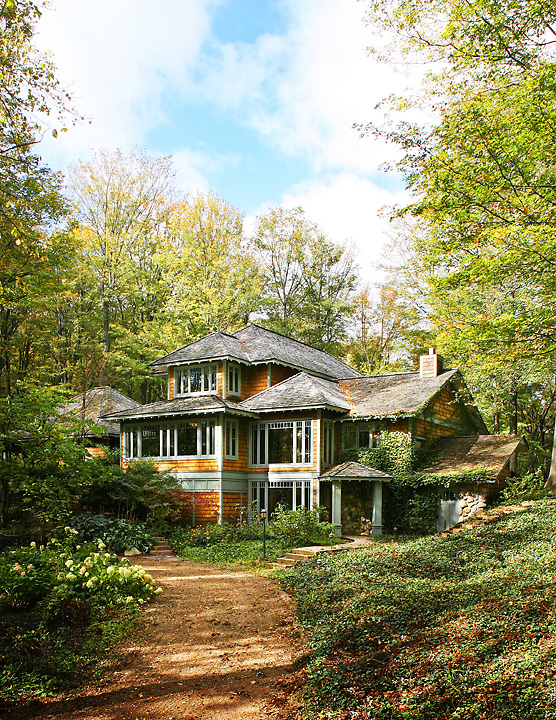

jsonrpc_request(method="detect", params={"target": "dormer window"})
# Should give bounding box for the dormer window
[228,363,241,396]
[175,364,217,396]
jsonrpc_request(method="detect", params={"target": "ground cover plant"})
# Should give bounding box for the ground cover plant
[281,498,556,719]
[0,529,162,706]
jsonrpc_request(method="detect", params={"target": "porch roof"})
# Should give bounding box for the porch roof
[320,461,392,481]
[100,395,258,421]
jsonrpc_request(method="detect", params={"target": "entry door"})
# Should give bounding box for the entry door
[436,491,461,531]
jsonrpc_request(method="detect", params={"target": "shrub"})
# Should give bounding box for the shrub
[269,505,335,547]
[70,514,155,553]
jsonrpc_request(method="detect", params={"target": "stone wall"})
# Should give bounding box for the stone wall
[458,487,488,523]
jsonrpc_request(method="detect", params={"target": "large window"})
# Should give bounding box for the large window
[174,364,217,396]
[343,422,380,450]
[124,420,216,459]
[225,419,238,459]
[250,420,312,466]
[227,364,241,396]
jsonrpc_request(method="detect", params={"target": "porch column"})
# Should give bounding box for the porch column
[331,480,342,537]
[371,481,383,536]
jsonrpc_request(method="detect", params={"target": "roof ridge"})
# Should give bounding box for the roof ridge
[235,323,359,372]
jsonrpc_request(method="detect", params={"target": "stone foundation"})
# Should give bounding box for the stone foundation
[458,488,488,523]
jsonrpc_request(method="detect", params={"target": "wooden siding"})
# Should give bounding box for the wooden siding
[243,365,270,399]
[191,492,220,525]
[414,385,477,439]
[168,367,175,399]
[223,418,249,471]
[122,458,219,472]
[221,491,249,524]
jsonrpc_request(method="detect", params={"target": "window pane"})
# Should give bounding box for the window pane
[296,424,302,463]
[269,426,293,464]
[304,421,311,463]
[141,425,160,457]
[190,369,202,393]
[259,424,266,464]
[358,429,370,448]
[177,422,197,455]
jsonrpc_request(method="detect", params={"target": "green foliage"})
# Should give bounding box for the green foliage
[281,499,556,719]
[500,470,551,504]
[407,487,438,534]
[170,507,336,567]
[0,529,162,703]
[69,514,155,554]
[269,505,335,548]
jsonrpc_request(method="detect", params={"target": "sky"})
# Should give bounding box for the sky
[34,0,411,286]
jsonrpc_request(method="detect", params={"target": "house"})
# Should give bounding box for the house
[102,325,522,535]
[59,386,141,458]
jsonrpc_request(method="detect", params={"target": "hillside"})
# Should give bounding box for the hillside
[281,499,556,719]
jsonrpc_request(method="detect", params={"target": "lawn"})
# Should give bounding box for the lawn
[281,499,556,719]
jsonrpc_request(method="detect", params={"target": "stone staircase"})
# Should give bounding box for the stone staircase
[149,536,175,557]
[272,547,320,568]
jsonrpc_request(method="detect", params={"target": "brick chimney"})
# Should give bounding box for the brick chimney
[420,347,443,379]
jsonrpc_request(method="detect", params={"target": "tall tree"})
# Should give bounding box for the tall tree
[359,0,556,457]
[252,207,357,350]
[69,149,174,395]
[161,191,260,343]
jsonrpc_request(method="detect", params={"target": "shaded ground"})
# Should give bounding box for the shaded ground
[4,557,301,720]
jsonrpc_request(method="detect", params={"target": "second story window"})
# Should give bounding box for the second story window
[175,364,217,396]
[228,364,241,396]
[343,422,381,450]
[250,420,312,466]
[225,419,238,459]
[124,420,216,459]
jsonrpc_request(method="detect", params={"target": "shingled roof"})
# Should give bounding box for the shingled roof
[59,387,141,437]
[320,461,392,480]
[240,372,351,413]
[421,435,527,481]
[149,324,362,381]
[340,369,467,419]
[101,394,257,421]
[149,332,249,368]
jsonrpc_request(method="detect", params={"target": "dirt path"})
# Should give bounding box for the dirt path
[4,557,301,720]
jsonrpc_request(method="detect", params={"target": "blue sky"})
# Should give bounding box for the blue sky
[35,0,410,285]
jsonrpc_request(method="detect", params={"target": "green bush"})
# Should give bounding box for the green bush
[269,505,335,547]
[70,514,156,553]
[500,470,551,503]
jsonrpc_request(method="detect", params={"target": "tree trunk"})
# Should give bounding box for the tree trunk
[509,384,518,435]
[546,419,556,488]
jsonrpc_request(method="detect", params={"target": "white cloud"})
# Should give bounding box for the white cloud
[197,0,408,175]
[35,0,220,164]
[279,173,410,286]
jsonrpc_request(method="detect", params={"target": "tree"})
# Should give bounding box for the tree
[359,0,556,462]
[69,149,175,396]
[161,191,260,343]
[344,284,421,374]
[252,207,357,350]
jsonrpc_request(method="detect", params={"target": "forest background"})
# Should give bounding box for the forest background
[2,0,556,525]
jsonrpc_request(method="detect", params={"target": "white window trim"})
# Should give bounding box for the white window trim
[227,363,241,397]
[225,419,239,460]
[249,419,313,468]
[123,421,217,460]
[173,364,218,397]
